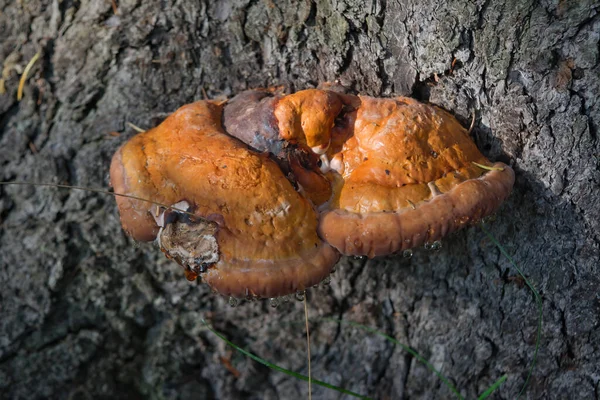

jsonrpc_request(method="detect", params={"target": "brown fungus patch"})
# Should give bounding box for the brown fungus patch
[317,96,515,257]
[110,101,339,298]
[110,89,514,297]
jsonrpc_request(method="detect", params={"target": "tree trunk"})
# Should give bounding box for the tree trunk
[1,0,598,399]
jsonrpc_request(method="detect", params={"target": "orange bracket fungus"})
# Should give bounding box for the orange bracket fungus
[110,88,514,299]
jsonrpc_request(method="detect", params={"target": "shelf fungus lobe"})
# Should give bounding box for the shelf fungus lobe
[317,96,515,257]
[110,89,514,298]
[110,101,339,298]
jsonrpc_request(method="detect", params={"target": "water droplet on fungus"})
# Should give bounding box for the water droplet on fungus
[402,249,413,258]
[228,297,239,307]
[482,213,497,224]
[295,290,305,302]
[246,294,258,302]
[425,240,442,251]
[269,297,280,308]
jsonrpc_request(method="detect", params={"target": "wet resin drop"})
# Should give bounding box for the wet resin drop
[184,268,199,281]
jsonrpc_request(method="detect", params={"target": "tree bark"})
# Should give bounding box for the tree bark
[1,0,599,399]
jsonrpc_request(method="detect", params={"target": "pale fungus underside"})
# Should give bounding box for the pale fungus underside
[110,88,514,298]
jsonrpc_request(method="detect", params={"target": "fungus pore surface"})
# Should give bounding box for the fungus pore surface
[110,89,514,298]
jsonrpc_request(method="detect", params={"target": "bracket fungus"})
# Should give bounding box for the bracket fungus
[110,88,514,299]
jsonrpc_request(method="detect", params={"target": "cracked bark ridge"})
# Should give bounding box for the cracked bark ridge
[1,1,599,399]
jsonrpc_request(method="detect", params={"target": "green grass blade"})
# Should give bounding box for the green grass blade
[201,319,372,400]
[481,225,543,398]
[477,374,507,399]
[321,317,464,400]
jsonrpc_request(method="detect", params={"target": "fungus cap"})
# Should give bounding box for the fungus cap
[110,89,514,297]
[110,101,339,298]
[317,96,515,257]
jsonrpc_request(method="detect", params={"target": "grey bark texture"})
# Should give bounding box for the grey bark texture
[1,0,599,399]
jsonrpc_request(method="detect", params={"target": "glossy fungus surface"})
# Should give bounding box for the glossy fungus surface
[110,89,514,298]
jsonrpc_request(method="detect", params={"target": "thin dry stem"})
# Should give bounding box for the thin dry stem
[472,161,505,171]
[0,181,195,217]
[468,109,476,134]
[17,52,40,101]
[126,122,146,133]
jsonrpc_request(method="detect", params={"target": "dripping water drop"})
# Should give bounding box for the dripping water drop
[246,295,258,302]
[482,213,497,224]
[402,249,413,258]
[269,297,280,308]
[425,240,442,251]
